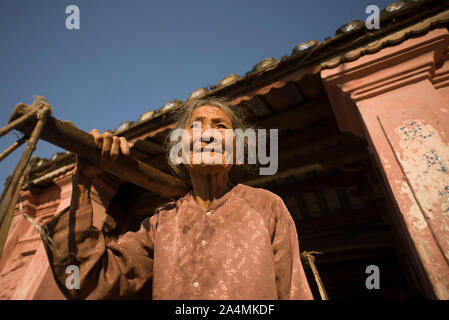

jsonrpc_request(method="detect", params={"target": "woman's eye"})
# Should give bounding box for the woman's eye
[217,124,227,129]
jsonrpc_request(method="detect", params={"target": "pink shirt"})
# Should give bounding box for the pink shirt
[43,182,313,300]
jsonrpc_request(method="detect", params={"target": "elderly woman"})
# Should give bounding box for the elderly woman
[43,97,313,300]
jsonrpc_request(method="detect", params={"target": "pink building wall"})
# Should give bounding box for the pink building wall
[0,165,118,299]
[322,28,449,299]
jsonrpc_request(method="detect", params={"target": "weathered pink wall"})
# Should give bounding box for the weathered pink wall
[0,166,118,299]
[322,28,449,299]
[0,172,66,299]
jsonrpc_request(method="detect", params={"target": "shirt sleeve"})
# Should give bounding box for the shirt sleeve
[271,196,314,300]
[42,183,156,300]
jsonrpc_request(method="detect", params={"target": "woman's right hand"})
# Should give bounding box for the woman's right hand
[76,129,132,179]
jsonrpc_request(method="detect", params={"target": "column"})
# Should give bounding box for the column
[322,28,449,299]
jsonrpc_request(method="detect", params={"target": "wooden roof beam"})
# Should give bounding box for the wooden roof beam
[270,170,369,196]
[257,98,333,131]
[238,143,369,185]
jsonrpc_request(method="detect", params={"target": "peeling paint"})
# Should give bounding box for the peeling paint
[399,121,433,141]
[395,121,449,218]
[391,119,449,259]
[439,185,449,215]
[424,150,447,173]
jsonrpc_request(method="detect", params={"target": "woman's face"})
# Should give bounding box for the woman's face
[184,105,234,173]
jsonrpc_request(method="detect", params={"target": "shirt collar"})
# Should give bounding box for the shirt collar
[181,183,242,212]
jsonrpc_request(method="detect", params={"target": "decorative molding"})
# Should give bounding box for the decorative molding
[322,28,449,138]
[321,9,449,69]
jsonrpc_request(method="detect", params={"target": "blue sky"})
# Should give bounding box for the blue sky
[0,0,393,186]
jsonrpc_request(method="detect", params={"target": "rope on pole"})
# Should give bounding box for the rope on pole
[0,106,38,138]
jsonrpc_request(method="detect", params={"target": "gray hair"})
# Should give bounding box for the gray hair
[164,96,253,185]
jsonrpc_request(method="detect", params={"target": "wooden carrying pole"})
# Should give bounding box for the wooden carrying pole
[8,102,189,200]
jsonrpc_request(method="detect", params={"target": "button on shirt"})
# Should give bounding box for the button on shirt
[43,183,314,300]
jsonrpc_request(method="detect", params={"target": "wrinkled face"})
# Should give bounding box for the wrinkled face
[184,105,234,174]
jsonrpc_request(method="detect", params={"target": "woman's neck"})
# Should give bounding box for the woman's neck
[189,170,231,210]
